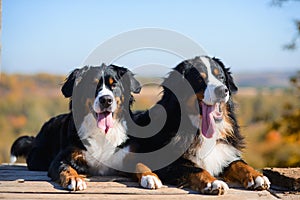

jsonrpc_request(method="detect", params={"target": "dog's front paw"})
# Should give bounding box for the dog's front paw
[140,174,163,189]
[65,176,87,191]
[247,175,270,190]
[202,180,229,195]
[60,167,87,191]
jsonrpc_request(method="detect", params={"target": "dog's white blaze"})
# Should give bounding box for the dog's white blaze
[200,56,223,87]
[78,113,128,175]
[200,56,228,105]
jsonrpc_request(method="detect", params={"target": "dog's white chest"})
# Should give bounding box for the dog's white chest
[187,137,241,176]
[78,113,128,175]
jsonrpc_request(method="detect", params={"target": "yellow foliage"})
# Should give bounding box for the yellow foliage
[8,115,27,129]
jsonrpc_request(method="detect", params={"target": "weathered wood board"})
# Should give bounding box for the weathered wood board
[0,164,298,199]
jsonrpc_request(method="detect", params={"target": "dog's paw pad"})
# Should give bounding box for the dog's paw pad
[67,177,87,191]
[140,175,163,189]
[203,180,229,195]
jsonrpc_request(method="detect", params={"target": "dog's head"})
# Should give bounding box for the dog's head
[164,56,238,138]
[61,64,141,134]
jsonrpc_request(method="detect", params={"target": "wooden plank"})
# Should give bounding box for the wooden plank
[0,189,276,200]
[0,164,295,199]
[0,184,189,195]
[0,193,216,200]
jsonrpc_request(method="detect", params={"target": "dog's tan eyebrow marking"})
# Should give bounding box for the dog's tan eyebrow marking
[93,78,100,84]
[109,77,114,85]
[213,68,219,76]
[200,72,207,79]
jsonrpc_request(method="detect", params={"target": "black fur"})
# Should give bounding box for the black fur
[10,64,141,184]
[132,56,245,186]
[10,136,35,160]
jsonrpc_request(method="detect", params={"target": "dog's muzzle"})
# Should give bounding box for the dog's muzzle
[99,95,113,109]
[203,84,229,105]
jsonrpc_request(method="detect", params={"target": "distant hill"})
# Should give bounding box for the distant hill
[137,71,295,88]
[234,72,294,88]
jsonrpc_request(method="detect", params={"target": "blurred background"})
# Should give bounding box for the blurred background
[1,0,300,168]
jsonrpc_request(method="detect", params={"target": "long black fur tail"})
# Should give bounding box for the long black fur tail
[10,136,35,163]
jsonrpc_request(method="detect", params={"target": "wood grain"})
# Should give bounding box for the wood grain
[0,164,295,199]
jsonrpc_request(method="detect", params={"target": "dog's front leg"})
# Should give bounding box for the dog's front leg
[48,148,88,191]
[187,169,229,195]
[135,163,163,189]
[222,160,270,190]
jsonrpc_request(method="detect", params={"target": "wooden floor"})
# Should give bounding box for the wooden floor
[0,164,297,200]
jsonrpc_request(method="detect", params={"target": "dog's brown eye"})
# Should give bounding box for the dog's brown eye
[218,75,225,81]
[111,83,117,89]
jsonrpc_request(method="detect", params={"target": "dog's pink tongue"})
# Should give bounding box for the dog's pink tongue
[97,112,114,134]
[201,103,215,138]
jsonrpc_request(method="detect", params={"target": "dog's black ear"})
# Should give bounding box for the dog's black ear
[129,75,142,94]
[61,69,80,98]
[174,60,193,77]
[212,58,238,94]
[112,65,141,94]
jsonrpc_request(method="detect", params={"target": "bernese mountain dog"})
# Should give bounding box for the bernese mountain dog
[10,64,162,191]
[133,56,270,195]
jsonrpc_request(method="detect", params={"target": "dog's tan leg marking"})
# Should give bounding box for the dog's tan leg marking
[135,163,162,189]
[223,160,270,190]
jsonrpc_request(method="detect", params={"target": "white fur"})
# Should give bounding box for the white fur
[187,113,237,175]
[78,113,128,175]
[10,155,17,163]
[140,175,163,189]
[252,176,271,189]
[67,177,87,191]
[203,180,229,194]
[190,142,241,176]
[188,114,200,129]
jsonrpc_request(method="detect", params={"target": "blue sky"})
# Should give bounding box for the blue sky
[2,0,300,75]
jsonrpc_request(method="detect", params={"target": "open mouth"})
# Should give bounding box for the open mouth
[201,102,223,138]
[96,111,114,134]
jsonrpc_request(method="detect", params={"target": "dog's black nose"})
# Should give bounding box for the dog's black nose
[214,85,229,98]
[99,95,113,108]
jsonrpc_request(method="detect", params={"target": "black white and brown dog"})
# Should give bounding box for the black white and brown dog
[133,56,270,195]
[10,64,162,191]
